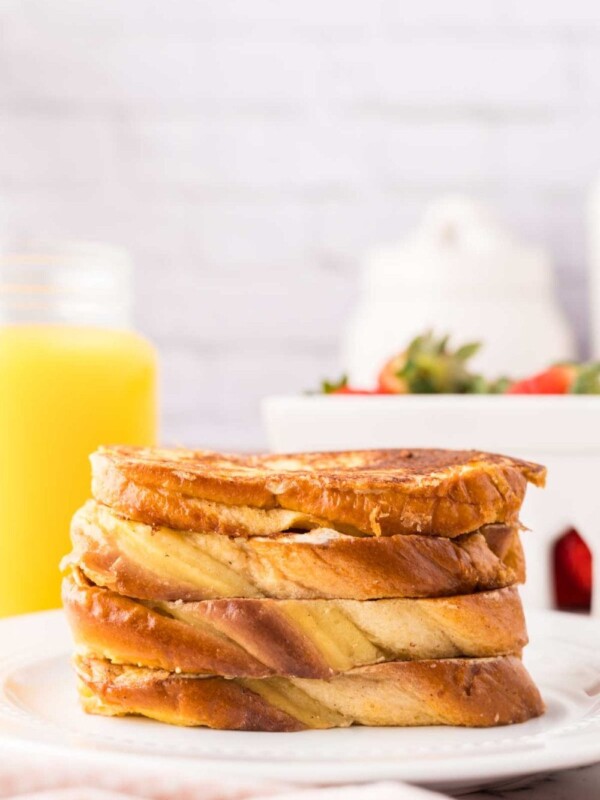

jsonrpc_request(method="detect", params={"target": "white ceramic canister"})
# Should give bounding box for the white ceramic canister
[588,179,600,358]
[342,196,576,387]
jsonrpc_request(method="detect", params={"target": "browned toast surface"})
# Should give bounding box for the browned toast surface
[91,446,545,537]
[75,654,544,730]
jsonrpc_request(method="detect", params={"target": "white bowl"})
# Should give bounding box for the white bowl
[262,395,600,616]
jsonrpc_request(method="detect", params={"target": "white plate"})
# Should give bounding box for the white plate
[0,610,598,793]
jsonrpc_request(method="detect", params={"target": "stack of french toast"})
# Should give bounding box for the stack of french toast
[62,446,546,731]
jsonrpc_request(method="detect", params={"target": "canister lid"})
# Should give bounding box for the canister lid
[364,196,553,294]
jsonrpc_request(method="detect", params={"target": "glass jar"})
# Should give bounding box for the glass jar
[0,241,158,616]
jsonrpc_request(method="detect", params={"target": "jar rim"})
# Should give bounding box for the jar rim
[0,239,133,327]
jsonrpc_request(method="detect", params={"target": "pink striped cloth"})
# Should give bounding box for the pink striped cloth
[0,750,446,800]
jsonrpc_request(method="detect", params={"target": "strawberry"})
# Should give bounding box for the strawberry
[320,375,386,395]
[377,353,409,394]
[507,365,576,394]
[331,386,380,395]
[553,528,592,611]
[376,332,506,394]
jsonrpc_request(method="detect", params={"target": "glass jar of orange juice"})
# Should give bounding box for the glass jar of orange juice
[0,241,157,616]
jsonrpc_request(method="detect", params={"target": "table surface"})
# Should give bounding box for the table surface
[464,762,600,799]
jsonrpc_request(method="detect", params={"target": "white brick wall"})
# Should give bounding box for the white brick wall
[0,0,598,448]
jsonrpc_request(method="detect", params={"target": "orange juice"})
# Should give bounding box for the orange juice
[0,324,157,616]
[0,240,158,616]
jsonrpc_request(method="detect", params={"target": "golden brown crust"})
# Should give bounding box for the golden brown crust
[75,655,303,732]
[63,571,528,678]
[91,446,545,538]
[66,501,525,601]
[74,654,544,730]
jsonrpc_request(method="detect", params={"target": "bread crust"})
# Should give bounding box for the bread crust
[63,571,527,678]
[91,446,545,538]
[74,654,544,730]
[67,501,525,601]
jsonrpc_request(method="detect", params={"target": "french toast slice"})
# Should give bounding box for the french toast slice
[91,446,545,538]
[74,654,544,730]
[63,571,527,679]
[66,501,525,602]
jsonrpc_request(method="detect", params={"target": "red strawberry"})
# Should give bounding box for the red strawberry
[376,332,489,394]
[507,365,575,395]
[320,375,389,395]
[377,353,409,394]
[553,528,592,611]
[331,386,381,395]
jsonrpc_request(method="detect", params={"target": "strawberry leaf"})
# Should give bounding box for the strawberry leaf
[455,342,481,361]
[571,363,600,394]
[320,374,349,394]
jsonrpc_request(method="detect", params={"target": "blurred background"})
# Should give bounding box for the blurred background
[1,1,599,448]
